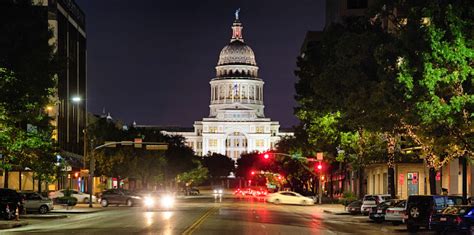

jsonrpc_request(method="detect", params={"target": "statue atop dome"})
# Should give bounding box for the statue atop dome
[235,8,240,20]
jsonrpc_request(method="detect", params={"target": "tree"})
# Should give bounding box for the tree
[0,1,59,189]
[201,153,234,179]
[394,0,473,165]
[176,164,209,187]
[295,15,408,197]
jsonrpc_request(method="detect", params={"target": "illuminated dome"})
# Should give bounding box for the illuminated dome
[218,40,256,66]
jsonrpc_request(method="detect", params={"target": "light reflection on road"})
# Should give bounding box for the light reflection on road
[144,211,154,226]
[162,211,173,220]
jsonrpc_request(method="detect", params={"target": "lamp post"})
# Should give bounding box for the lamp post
[71,96,93,207]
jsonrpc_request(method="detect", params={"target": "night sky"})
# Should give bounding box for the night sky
[76,0,325,128]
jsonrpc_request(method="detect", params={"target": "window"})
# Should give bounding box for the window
[347,0,368,9]
[197,141,202,149]
[209,126,217,133]
[256,139,264,147]
[256,126,264,133]
[209,139,218,147]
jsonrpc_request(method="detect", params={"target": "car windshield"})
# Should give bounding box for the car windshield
[363,196,376,201]
[393,200,406,207]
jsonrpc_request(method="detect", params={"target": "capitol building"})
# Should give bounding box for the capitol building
[162,13,292,161]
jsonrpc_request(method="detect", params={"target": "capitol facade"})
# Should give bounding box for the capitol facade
[163,14,292,161]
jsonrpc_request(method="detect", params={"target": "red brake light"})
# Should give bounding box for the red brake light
[455,216,463,225]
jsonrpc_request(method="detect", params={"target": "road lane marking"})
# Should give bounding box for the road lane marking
[182,207,217,235]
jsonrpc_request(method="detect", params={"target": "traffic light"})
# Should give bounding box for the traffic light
[317,163,322,171]
[251,171,255,175]
[263,153,270,159]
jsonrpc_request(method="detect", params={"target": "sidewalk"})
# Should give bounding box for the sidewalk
[0,220,28,229]
[49,203,102,213]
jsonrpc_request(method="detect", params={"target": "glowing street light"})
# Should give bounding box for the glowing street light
[71,96,82,103]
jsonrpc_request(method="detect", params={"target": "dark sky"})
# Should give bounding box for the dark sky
[75,0,325,128]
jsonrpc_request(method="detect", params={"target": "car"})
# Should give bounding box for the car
[266,191,315,205]
[297,191,317,202]
[0,189,23,220]
[98,189,142,207]
[404,195,452,232]
[141,191,176,211]
[346,200,363,215]
[213,187,224,195]
[361,194,391,215]
[49,189,97,203]
[186,188,200,196]
[430,205,474,233]
[385,200,406,225]
[369,200,398,223]
[19,191,53,214]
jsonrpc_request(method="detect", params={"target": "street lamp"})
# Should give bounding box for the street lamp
[71,96,82,103]
[71,96,93,207]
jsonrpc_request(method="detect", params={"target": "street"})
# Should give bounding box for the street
[3,197,439,235]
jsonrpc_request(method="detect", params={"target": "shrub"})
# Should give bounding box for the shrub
[339,192,358,206]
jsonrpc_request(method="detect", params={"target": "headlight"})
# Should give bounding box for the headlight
[213,190,218,194]
[160,195,175,209]
[218,189,223,194]
[144,197,155,207]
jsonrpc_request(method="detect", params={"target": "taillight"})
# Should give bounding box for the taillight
[455,216,463,225]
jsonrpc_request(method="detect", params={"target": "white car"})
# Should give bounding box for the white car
[49,189,97,203]
[266,191,314,205]
[361,194,392,215]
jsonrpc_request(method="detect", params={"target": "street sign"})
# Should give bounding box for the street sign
[134,138,142,148]
[316,152,323,161]
[146,144,168,151]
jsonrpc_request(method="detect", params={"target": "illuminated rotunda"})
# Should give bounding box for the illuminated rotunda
[163,11,292,161]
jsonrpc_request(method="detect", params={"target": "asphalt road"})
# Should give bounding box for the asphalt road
[3,197,439,235]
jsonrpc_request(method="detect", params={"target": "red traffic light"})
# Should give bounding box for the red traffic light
[264,153,269,159]
[317,163,322,171]
[251,171,255,175]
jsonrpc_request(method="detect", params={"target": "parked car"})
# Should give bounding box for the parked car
[431,205,474,233]
[19,191,53,214]
[49,189,97,203]
[186,188,200,196]
[369,200,398,223]
[266,191,315,205]
[404,195,451,232]
[361,194,391,215]
[385,200,406,225]
[346,200,363,215]
[99,189,142,207]
[0,189,23,220]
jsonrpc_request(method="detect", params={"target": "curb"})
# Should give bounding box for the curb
[0,221,29,230]
[323,210,350,215]
[20,214,68,219]
[49,209,101,214]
